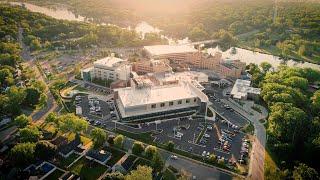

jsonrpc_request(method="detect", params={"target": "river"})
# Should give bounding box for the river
[9,2,320,70]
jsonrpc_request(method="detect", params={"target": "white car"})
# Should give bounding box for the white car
[207,126,213,130]
[206,152,210,158]
[170,155,178,160]
[202,151,207,157]
[204,134,210,138]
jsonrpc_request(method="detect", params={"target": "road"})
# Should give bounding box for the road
[18,27,58,121]
[18,27,32,61]
[166,156,232,180]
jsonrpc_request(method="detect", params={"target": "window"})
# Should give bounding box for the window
[169,101,174,106]
[186,99,190,103]
[151,104,156,108]
[160,103,165,107]
[178,100,182,104]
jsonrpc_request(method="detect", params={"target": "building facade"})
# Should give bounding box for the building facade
[132,59,172,74]
[81,56,131,82]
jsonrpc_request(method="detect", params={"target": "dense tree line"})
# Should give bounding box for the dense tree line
[0,4,165,51]
[248,63,320,179]
[23,0,320,63]
[0,14,47,116]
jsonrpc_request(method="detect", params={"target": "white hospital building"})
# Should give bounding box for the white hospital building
[114,72,209,122]
[81,55,131,82]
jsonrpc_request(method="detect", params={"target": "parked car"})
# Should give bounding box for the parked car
[170,155,178,160]
[202,151,207,157]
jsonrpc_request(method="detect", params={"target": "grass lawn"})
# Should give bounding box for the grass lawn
[56,153,80,168]
[44,169,64,180]
[162,169,177,180]
[80,135,92,146]
[241,122,254,135]
[64,133,92,146]
[74,85,89,92]
[131,157,152,170]
[195,124,207,144]
[104,147,126,166]
[70,157,108,180]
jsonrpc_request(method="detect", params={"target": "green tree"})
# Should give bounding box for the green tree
[0,68,13,86]
[10,142,35,166]
[283,76,308,91]
[7,86,26,106]
[208,154,217,163]
[145,145,157,159]
[151,152,164,172]
[30,39,41,51]
[125,165,152,180]
[132,141,145,155]
[298,45,306,56]
[188,26,208,41]
[104,172,124,180]
[260,62,272,73]
[268,102,308,144]
[24,88,41,107]
[107,135,115,145]
[35,140,57,160]
[91,128,107,149]
[166,141,174,152]
[19,125,42,143]
[30,80,46,92]
[293,163,319,180]
[45,112,58,125]
[59,113,88,133]
[311,90,320,114]
[114,135,124,148]
[14,114,31,128]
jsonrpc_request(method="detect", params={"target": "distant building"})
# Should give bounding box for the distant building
[144,45,198,65]
[114,72,208,122]
[81,55,131,82]
[230,79,261,100]
[132,59,172,74]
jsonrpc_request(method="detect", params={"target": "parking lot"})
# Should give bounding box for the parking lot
[75,95,118,127]
[204,86,249,127]
[153,117,247,165]
[76,83,251,166]
[83,82,112,95]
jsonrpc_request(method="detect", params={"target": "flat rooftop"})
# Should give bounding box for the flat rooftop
[231,79,261,99]
[144,45,197,56]
[116,83,198,107]
[93,56,126,68]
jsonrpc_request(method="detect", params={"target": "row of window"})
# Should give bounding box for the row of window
[151,98,197,109]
